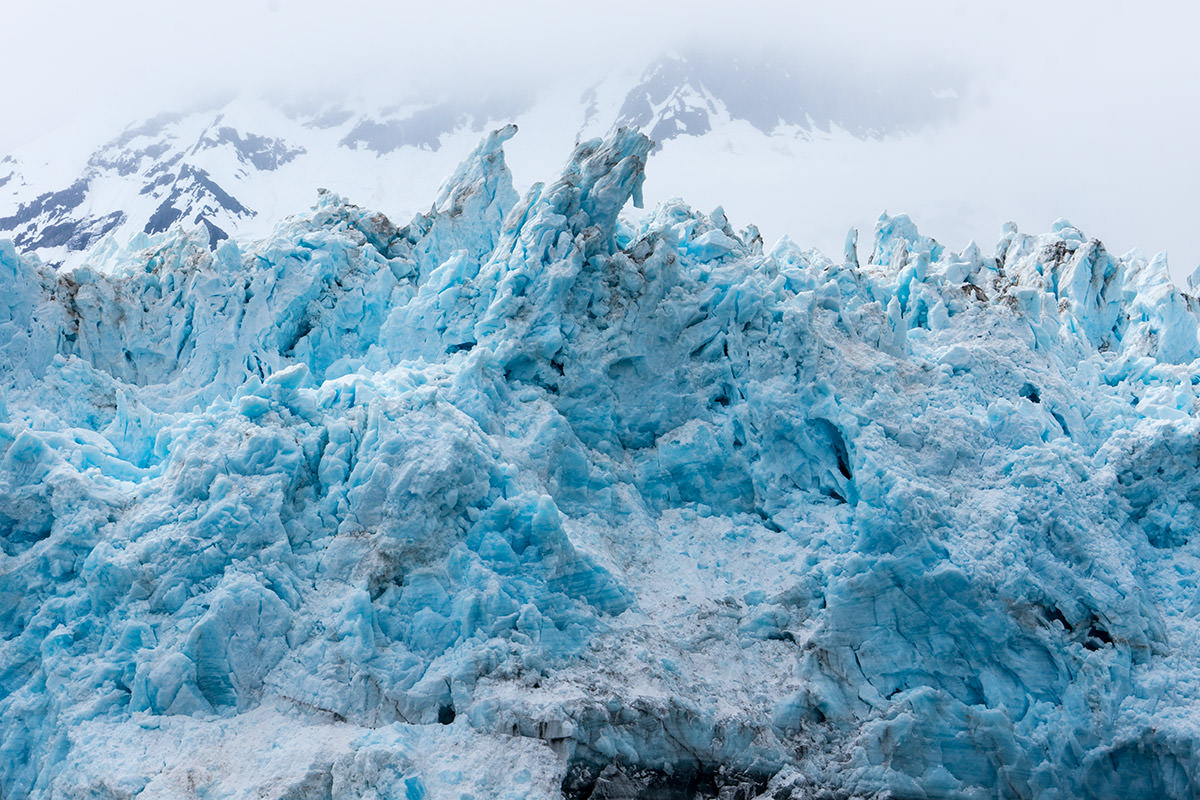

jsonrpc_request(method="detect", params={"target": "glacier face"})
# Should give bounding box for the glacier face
[2,125,1200,799]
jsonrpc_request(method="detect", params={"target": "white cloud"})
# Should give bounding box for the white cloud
[3,1,1198,274]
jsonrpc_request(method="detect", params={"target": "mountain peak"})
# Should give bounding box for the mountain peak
[0,54,967,272]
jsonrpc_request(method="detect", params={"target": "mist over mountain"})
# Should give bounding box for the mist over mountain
[0,48,964,271]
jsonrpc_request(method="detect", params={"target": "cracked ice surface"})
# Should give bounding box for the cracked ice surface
[3,124,1200,799]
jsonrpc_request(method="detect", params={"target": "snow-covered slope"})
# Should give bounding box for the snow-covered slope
[0,97,516,270]
[3,124,1200,799]
[610,51,959,148]
[0,51,961,271]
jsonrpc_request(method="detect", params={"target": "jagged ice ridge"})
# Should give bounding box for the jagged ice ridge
[2,125,1200,799]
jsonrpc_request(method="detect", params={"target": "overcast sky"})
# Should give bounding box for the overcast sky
[4,1,1199,277]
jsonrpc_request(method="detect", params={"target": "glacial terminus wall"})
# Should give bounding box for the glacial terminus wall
[2,125,1200,798]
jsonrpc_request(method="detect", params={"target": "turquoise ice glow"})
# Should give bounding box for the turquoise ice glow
[3,126,1200,799]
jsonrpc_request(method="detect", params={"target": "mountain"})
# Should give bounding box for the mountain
[610,51,959,148]
[0,98,511,269]
[0,51,962,270]
[3,125,1200,799]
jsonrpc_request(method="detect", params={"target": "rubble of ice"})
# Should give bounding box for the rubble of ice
[4,123,1200,799]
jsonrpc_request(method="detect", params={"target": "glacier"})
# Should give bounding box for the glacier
[2,123,1200,799]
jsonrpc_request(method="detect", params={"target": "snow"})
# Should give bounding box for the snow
[4,125,1200,798]
[50,707,562,800]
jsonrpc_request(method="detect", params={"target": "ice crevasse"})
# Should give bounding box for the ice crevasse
[3,124,1200,799]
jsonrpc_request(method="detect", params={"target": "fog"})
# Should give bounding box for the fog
[4,1,1199,276]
